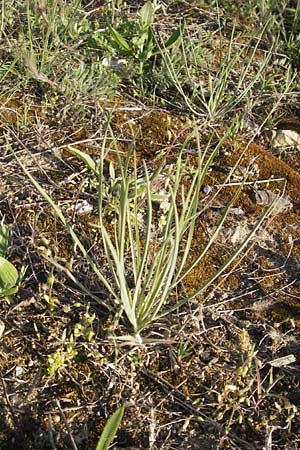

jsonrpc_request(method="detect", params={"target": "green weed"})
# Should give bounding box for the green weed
[105,0,182,81]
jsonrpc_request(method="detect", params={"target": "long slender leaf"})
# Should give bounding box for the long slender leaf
[67,145,98,175]
[109,26,132,53]
[10,145,116,300]
[96,406,124,450]
[164,23,184,48]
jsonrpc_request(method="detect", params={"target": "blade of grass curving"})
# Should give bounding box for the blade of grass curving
[67,145,98,175]
[174,135,203,272]
[98,114,119,284]
[186,199,276,301]
[128,152,138,283]
[117,177,128,263]
[158,34,204,117]
[116,147,132,262]
[0,58,18,84]
[157,199,276,319]
[40,0,58,71]
[40,251,109,306]
[175,184,244,287]
[136,229,174,322]
[10,145,117,300]
[174,132,227,281]
[132,163,153,313]
[101,226,136,330]
[136,193,180,329]
[137,244,173,321]
[236,20,271,92]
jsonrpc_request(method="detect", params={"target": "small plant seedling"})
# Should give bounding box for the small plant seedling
[108,1,183,74]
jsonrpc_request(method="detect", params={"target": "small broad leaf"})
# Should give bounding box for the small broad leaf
[95,406,124,450]
[0,256,18,291]
[108,27,132,53]
[140,1,155,27]
[67,145,98,175]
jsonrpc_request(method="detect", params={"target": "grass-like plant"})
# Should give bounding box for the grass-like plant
[159,20,274,119]
[0,0,120,99]
[11,122,274,341]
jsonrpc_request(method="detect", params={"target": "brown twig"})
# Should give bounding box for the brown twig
[55,400,78,450]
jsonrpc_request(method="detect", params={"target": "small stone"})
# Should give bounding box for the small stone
[250,189,293,213]
[271,129,300,149]
[52,414,60,424]
[71,200,93,215]
[202,185,212,194]
[230,207,245,216]
[15,366,25,377]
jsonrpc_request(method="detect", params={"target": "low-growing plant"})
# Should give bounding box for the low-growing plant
[11,122,274,341]
[106,0,183,76]
[159,21,274,118]
[1,0,119,100]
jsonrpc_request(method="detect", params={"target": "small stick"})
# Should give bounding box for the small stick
[203,177,286,191]
[0,376,27,448]
[47,414,57,450]
[55,400,78,450]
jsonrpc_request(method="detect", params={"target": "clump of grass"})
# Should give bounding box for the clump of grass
[11,121,274,340]
[1,1,300,449]
[159,20,277,119]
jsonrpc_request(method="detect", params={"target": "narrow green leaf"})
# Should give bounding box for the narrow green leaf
[0,222,9,257]
[109,26,131,53]
[67,145,98,175]
[0,256,18,291]
[139,28,154,61]
[164,23,184,49]
[1,286,18,296]
[96,406,124,450]
[11,145,116,300]
[101,226,136,329]
[152,23,184,57]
